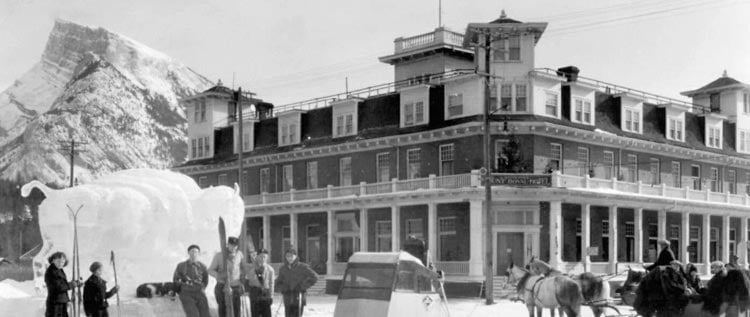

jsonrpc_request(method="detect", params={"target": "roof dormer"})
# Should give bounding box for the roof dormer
[277,109,304,147]
[331,97,361,138]
[616,93,644,134]
[699,112,727,149]
[399,84,430,128]
[657,103,688,143]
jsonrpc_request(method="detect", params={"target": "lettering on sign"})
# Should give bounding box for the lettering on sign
[489,174,552,187]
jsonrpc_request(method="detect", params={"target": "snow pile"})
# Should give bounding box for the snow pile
[20,168,244,298]
[0,280,31,299]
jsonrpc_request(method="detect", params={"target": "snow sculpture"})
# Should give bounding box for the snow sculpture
[21,168,245,297]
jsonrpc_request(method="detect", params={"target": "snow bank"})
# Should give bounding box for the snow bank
[20,168,244,298]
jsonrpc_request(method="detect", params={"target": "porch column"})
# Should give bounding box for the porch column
[428,202,437,264]
[702,214,711,274]
[722,215,730,263]
[581,204,591,270]
[658,209,667,241]
[549,201,563,270]
[635,208,644,263]
[327,210,335,275]
[391,205,400,252]
[609,205,619,273]
[360,208,368,252]
[290,213,298,250]
[681,212,690,263]
[741,218,749,269]
[262,215,271,251]
[469,200,484,276]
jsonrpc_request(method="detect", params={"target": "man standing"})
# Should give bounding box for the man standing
[275,249,318,317]
[82,261,119,317]
[246,249,275,317]
[209,237,245,317]
[173,245,210,317]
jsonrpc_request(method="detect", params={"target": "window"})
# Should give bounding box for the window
[218,174,227,186]
[197,137,204,158]
[573,99,592,124]
[306,161,318,189]
[448,93,463,117]
[345,114,353,134]
[375,221,392,252]
[545,92,558,116]
[438,217,457,261]
[603,151,614,179]
[508,36,520,60]
[335,113,355,137]
[198,176,207,188]
[376,152,391,182]
[515,84,527,112]
[577,147,589,177]
[649,158,660,185]
[495,140,509,170]
[739,130,750,153]
[282,226,292,258]
[500,85,512,110]
[289,124,296,144]
[710,167,720,192]
[282,165,293,192]
[602,219,610,237]
[691,165,701,190]
[336,115,344,136]
[203,136,210,157]
[405,218,424,239]
[624,109,641,133]
[626,154,637,183]
[242,171,249,195]
[744,93,750,114]
[191,139,197,159]
[415,102,424,123]
[549,143,562,172]
[727,169,736,194]
[403,102,426,126]
[671,161,681,188]
[194,100,206,123]
[708,127,721,148]
[406,148,421,179]
[439,144,454,176]
[242,129,252,152]
[490,85,498,111]
[668,118,684,141]
[438,217,456,235]
[281,125,288,145]
[710,93,720,112]
[260,168,270,193]
[404,103,414,126]
[340,157,352,186]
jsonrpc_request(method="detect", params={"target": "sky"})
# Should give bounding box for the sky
[1,0,749,106]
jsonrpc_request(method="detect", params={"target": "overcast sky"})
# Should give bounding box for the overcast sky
[1,0,749,106]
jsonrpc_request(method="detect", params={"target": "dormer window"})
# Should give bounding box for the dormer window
[278,111,302,146]
[572,98,592,124]
[496,84,527,112]
[399,85,429,127]
[331,98,359,138]
[710,93,720,112]
[448,93,463,117]
[190,136,210,159]
[739,129,750,153]
[404,102,425,126]
[544,91,558,116]
[334,113,354,136]
[493,36,521,61]
[667,118,684,142]
[194,100,206,123]
[624,108,641,133]
[708,127,721,148]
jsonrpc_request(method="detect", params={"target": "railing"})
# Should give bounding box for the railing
[394,28,465,54]
[532,68,710,114]
[433,261,470,275]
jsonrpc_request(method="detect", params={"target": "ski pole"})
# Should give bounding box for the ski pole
[298,292,302,317]
[111,250,121,317]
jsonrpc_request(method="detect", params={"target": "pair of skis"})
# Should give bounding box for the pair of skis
[66,204,120,317]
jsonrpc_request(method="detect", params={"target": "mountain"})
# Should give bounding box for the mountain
[0,19,213,184]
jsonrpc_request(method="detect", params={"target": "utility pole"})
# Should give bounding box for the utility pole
[482,32,494,305]
[236,87,244,195]
[59,130,87,187]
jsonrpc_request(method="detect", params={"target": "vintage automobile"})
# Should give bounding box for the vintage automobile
[333,252,451,317]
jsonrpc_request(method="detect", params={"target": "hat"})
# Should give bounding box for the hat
[227,237,239,245]
[89,261,103,273]
[285,248,297,255]
[258,249,269,255]
[187,244,201,252]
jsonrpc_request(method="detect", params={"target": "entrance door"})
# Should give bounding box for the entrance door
[497,232,524,275]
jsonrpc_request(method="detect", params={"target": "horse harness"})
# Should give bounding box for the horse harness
[525,275,560,307]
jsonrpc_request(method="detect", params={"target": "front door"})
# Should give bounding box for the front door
[497,232,524,275]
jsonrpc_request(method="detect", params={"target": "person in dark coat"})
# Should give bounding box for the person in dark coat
[645,239,675,271]
[684,263,704,294]
[45,251,81,317]
[82,261,119,317]
[173,244,211,317]
[275,249,318,317]
[246,249,275,317]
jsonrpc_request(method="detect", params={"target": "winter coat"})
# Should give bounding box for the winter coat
[83,274,116,315]
[275,259,318,302]
[246,263,275,302]
[208,251,245,286]
[45,265,72,304]
[645,247,675,271]
[173,260,209,293]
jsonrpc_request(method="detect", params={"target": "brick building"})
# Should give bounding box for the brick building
[174,12,750,294]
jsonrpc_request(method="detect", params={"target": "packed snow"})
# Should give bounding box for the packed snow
[19,168,244,299]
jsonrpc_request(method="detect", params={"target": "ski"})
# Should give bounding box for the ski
[218,217,234,317]
[66,204,83,317]
[110,250,121,317]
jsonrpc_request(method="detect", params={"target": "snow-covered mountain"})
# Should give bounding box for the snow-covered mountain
[0,19,213,184]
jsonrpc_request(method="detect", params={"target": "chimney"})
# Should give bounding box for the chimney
[556,66,580,82]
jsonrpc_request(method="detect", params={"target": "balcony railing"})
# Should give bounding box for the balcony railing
[246,171,750,208]
[433,261,470,276]
[394,28,465,54]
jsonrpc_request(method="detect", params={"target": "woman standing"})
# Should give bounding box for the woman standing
[83,261,119,317]
[45,252,80,317]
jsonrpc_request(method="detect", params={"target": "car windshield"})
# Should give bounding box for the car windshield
[339,264,396,300]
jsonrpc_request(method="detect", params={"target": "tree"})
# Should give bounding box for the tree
[494,136,531,173]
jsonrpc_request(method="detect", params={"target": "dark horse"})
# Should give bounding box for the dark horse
[618,266,750,317]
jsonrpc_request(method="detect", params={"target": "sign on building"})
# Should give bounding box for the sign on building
[489,174,552,187]
[586,247,599,256]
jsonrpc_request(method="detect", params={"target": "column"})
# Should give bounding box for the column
[681,212,690,263]
[702,214,711,274]
[469,200,484,277]
[722,215,730,263]
[262,215,271,251]
[327,210,335,275]
[290,213,298,251]
[428,203,437,264]
[658,210,667,241]
[635,208,644,264]
[741,218,749,269]
[581,204,591,269]
[549,201,563,270]
[360,208,368,252]
[391,205,400,252]
[609,205,619,273]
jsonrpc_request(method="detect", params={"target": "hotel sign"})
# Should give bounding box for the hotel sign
[489,174,552,187]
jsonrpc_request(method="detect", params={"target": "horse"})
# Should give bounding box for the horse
[507,262,583,317]
[526,258,617,317]
[615,266,646,306]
